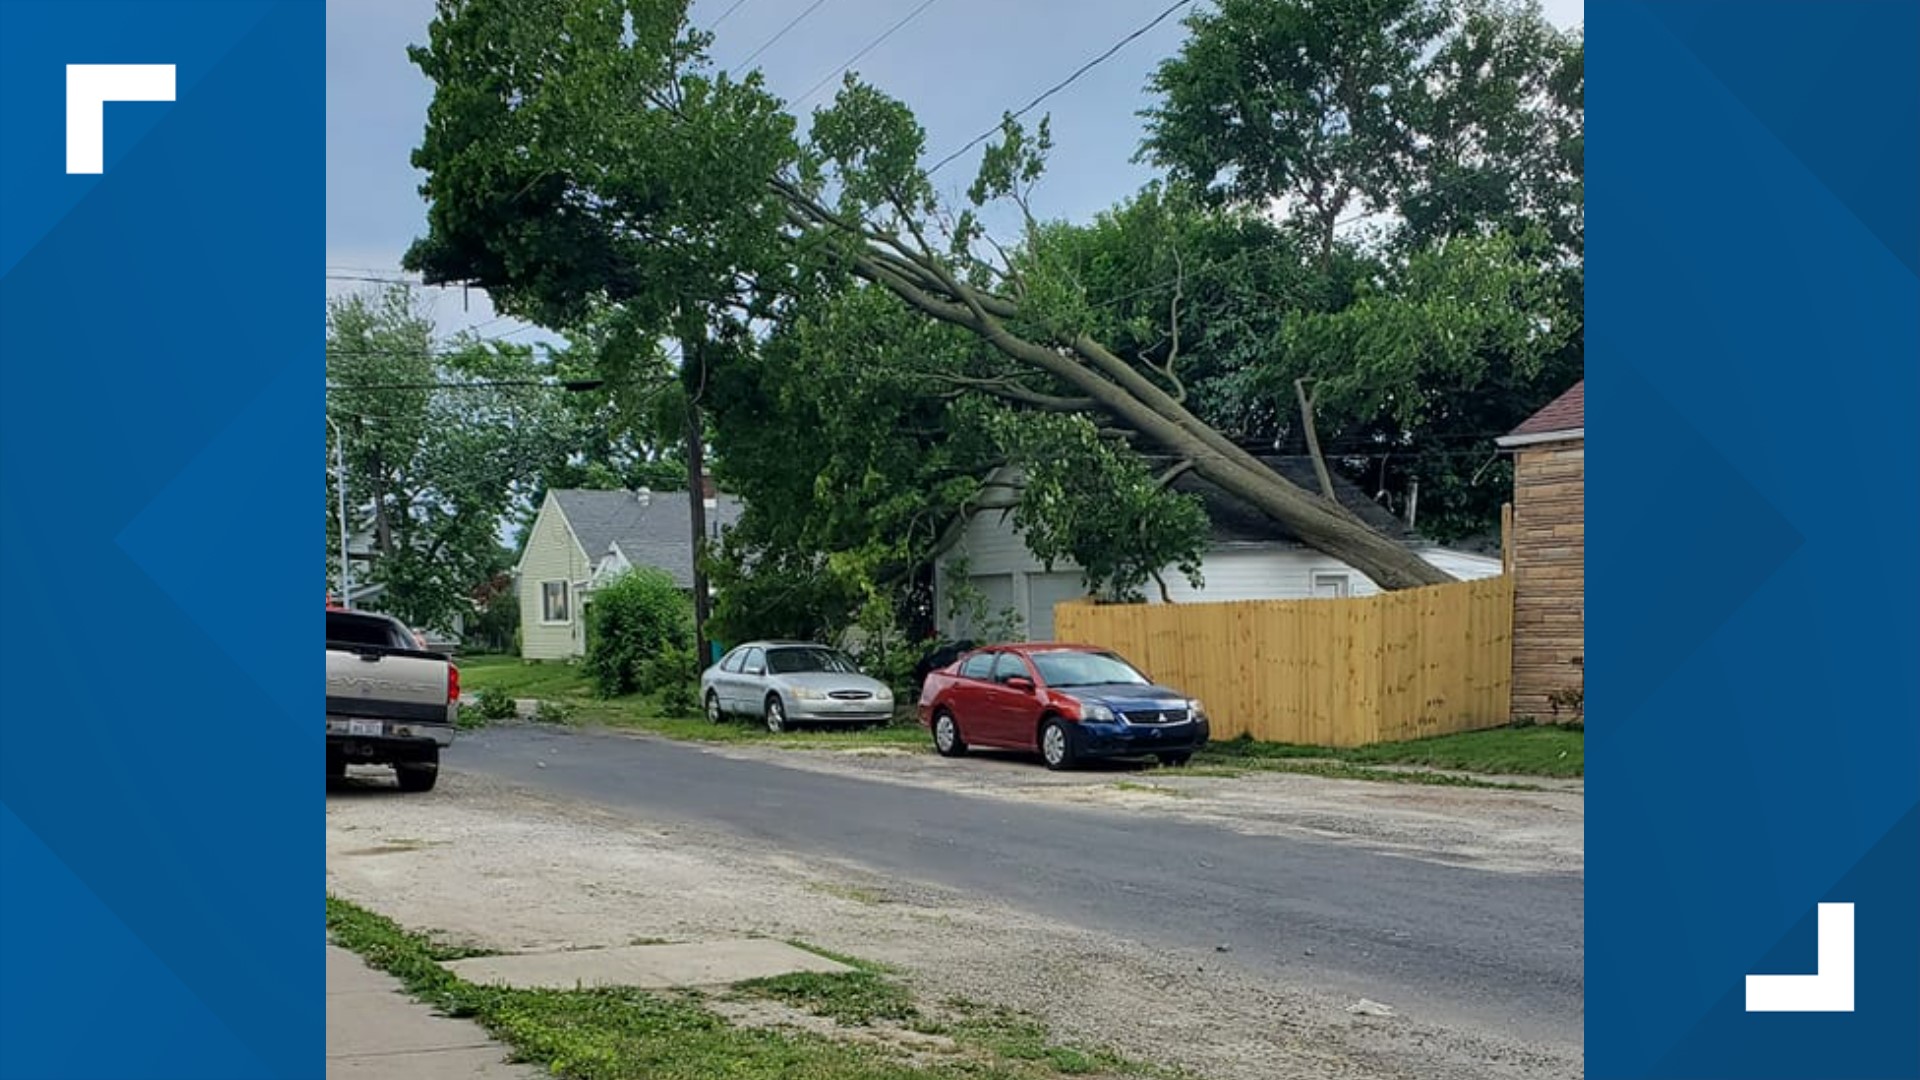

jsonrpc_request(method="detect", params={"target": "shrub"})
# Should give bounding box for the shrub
[533,699,574,725]
[642,644,701,716]
[476,685,518,721]
[583,569,694,697]
[455,706,488,731]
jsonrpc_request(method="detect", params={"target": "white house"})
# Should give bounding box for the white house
[515,486,744,659]
[933,456,1503,641]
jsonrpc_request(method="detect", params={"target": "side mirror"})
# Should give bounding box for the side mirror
[1005,676,1035,693]
[747,665,765,677]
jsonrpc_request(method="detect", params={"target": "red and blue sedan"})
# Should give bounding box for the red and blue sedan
[916,643,1210,770]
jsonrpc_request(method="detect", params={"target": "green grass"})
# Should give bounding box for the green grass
[459,655,933,751]
[327,897,1150,1080]
[732,971,920,1026]
[1197,724,1583,779]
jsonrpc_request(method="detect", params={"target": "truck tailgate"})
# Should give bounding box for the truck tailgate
[326,647,451,723]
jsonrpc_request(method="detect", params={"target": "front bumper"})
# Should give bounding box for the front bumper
[788,700,895,724]
[1074,717,1210,757]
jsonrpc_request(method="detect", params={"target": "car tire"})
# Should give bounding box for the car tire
[705,690,725,724]
[1040,718,1078,771]
[394,761,439,793]
[932,710,967,757]
[764,695,790,734]
[326,750,346,781]
[1156,752,1193,768]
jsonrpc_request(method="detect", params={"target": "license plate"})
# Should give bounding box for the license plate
[347,719,384,738]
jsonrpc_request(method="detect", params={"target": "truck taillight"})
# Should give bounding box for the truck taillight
[448,664,461,703]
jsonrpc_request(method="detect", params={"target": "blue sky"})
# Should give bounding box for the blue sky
[326,0,1582,346]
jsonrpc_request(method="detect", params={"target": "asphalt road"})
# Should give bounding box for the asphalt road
[451,724,1583,1053]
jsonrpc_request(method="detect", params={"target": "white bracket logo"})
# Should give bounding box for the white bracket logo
[66,64,176,174]
[1745,902,1854,1012]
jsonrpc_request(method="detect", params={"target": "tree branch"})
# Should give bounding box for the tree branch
[1293,377,1339,503]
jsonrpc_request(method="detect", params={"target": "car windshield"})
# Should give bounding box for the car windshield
[1030,651,1150,688]
[765,647,859,675]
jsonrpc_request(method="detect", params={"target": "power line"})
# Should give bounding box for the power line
[708,0,753,29]
[793,0,940,107]
[925,0,1196,177]
[738,0,832,69]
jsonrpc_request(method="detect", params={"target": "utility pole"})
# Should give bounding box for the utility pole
[325,413,353,608]
[684,338,713,670]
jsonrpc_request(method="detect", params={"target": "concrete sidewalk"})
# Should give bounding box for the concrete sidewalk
[327,945,539,1080]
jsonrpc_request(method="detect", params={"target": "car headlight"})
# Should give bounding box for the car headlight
[874,687,893,702]
[1187,699,1206,718]
[793,687,828,701]
[1080,702,1115,722]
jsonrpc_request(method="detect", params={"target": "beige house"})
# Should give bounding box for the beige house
[516,486,743,660]
[1497,381,1585,720]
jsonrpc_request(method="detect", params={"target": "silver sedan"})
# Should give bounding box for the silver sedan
[701,641,896,732]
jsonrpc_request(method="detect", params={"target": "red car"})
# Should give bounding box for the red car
[917,643,1210,770]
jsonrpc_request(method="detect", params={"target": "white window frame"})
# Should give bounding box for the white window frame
[540,580,571,624]
[1310,571,1352,599]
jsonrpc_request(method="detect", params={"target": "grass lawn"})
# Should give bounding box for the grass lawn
[327,896,1166,1080]
[460,655,1580,781]
[457,655,931,751]
[1198,724,1583,779]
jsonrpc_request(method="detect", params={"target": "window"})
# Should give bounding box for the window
[1311,572,1351,599]
[991,653,1031,685]
[541,581,570,623]
[959,652,996,680]
[326,610,414,651]
[741,647,766,676]
[766,647,858,675]
[1029,650,1149,689]
[720,648,746,675]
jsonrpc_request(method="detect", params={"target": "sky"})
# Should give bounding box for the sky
[326,0,1584,347]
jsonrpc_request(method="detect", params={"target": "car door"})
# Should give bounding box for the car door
[711,648,745,714]
[734,646,768,712]
[984,652,1044,748]
[949,650,1000,744]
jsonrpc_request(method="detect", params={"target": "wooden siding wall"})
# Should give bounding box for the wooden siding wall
[1053,577,1514,747]
[1509,441,1584,720]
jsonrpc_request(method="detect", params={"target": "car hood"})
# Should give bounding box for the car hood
[774,671,892,694]
[1052,683,1188,710]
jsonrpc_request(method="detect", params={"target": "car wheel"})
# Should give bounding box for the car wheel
[395,759,439,793]
[932,710,967,757]
[326,750,346,781]
[1040,718,1078,771]
[1156,752,1193,768]
[705,690,724,724]
[764,695,789,734]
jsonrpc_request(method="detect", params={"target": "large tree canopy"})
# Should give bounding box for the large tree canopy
[404,0,1582,591]
[325,286,587,630]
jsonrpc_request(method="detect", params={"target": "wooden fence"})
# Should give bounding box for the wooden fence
[1052,576,1513,747]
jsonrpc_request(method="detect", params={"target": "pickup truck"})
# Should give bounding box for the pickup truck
[326,606,459,791]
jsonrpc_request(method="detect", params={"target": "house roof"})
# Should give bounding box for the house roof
[1500,381,1584,445]
[1167,456,1418,548]
[550,488,746,589]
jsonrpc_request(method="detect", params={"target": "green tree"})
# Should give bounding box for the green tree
[326,285,585,630]
[403,0,1458,590]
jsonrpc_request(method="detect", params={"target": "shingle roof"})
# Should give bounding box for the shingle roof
[550,489,745,588]
[1505,380,1584,440]
[1168,456,1418,547]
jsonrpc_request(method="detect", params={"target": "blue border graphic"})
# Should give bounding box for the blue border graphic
[0,3,321,1077]
[1589,2,1920,1076]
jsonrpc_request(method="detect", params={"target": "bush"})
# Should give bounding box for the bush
[583,569,694,697]
[641,644,701,716]
[533,699,574,725]
[476,685,518,721]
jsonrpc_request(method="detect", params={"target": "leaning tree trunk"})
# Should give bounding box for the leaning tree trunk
[807,227,1452,591]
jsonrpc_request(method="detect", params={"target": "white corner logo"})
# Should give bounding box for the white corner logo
[1745,902,1854,1013]
[66,64,176,174]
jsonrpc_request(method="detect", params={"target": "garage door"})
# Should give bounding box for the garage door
[952,573,1016,639]
[1026,572,1088,641]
